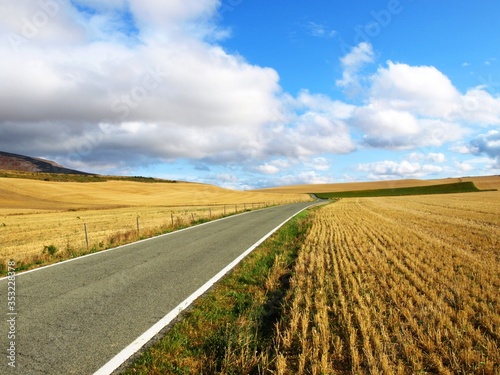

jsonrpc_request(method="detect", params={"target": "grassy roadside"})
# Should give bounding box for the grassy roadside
[122,209,314,374]
[1,215,206,276]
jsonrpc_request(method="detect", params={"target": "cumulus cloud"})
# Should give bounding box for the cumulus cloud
[253,159,293,175]
[369,62,462,118]
[311,157,330,171]
[266,112,355,158]
[304,22,336,38]
[455,161,474,173]
[357,150,450,180]
[347,58,474,150]
[459,88,500,125]
[358,160,444,180]
[428,152,447,163]
[407,152,446,163]
[2,6,500,185]
[255,164,280,175]
[272,171,335,186]
[336,42,374,95]
[260,90,356,161]
[0,0,359,174]
[468,130,500,168]
[449,143,472,154]
[406,152,446,164]
[335,43,500,154]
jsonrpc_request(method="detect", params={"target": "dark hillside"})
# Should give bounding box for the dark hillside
[0,151,92,175]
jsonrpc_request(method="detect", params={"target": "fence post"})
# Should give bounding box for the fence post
[84,223,89,250]
[209,208,212,219]
[136,216,140,233]
[171,213,174,226]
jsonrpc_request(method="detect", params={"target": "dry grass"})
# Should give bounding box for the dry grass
[0,177,310,269]
[123,212,311,375]
[258,175,500,194]
[274,192,500,374]
[0,178,309,211]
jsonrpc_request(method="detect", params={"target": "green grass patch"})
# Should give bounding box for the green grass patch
[123,210,313,375]
[314,181,491,199]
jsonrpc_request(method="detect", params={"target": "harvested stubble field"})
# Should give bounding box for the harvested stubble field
[0,177,310,270]
[274,192,500,374]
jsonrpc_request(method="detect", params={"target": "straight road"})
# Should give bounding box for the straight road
[0,202,316,374]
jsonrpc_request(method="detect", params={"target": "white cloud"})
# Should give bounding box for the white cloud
[468,130,500,168]
[452,156,498,175]
[1,0,87,48]
[450,143,472,154]
[0,1,361,175]
[346,58,477,150]
[253,159,294,175]
[305,22,336,38]
[336,42,374,94]
[406,152,446,163]
[295,90,355,119]
[264,92,356,160]
[339,42,374,72]
[455,161,474,173]
[2,7,499,185]
[335,44,500,153]
[370,61,462,118]
[427,153,447,163]
[358,160,444,180]
[255,164,280,175]
[273,171,334,186]
[459,88,500,125]
[311,157,330,171]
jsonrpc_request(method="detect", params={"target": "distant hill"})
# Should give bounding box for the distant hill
[0,151,92,175]
[257,175,500,193]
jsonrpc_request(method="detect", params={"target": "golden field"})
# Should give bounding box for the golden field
[0,177,310,266]
[259,175,500,194]
[274,191,500,374]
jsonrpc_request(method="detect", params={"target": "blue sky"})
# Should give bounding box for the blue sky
[220,1,500,94]
[1,0,499,189]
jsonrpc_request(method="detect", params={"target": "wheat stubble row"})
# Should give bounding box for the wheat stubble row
[274,193,499,374]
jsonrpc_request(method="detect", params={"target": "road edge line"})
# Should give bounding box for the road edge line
[93,202,316,375]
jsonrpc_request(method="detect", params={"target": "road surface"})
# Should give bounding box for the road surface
[1,202,316,374]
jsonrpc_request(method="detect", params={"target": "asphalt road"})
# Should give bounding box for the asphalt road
[0,202,315,375]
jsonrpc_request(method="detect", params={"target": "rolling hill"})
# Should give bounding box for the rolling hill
[256,175,500,194]
[0,151,91,175]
